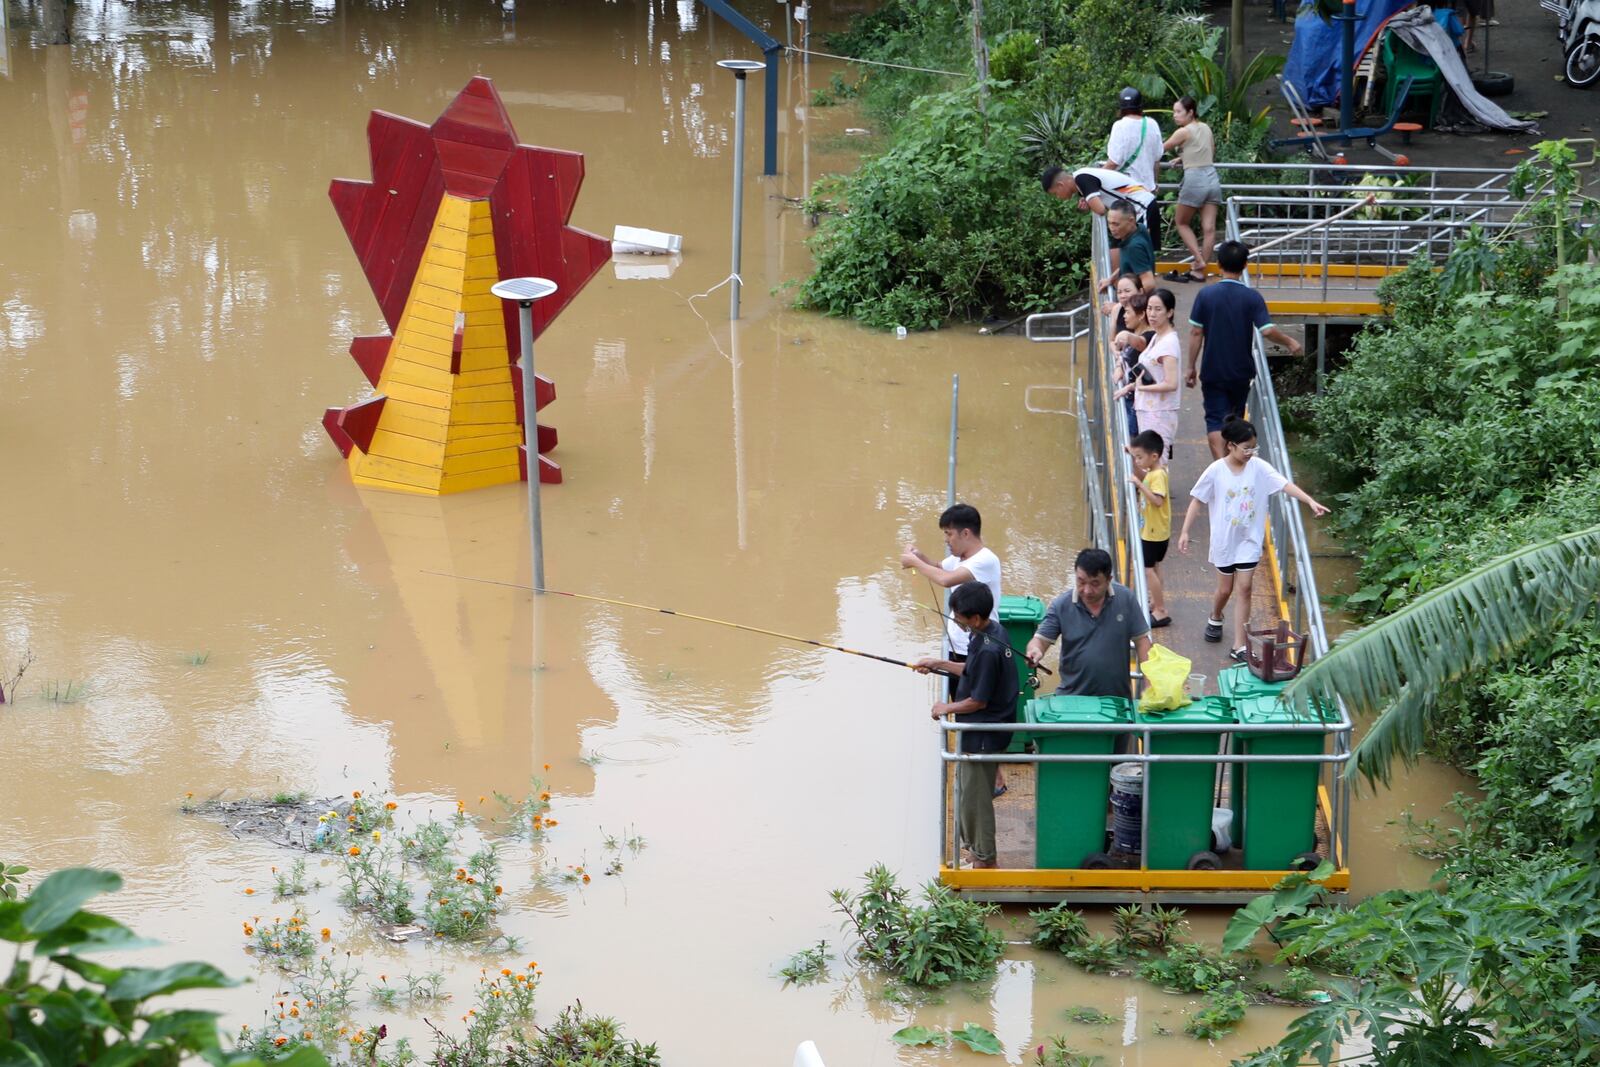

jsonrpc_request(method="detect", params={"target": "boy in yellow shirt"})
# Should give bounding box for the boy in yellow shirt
[1129,430,1172,627]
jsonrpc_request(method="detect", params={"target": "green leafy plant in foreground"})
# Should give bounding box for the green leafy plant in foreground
[1029,901,1089,951]
[1033,1036,1103,1066]
[831,864,1005,987]
[0,867,330,1067]
[1184,982,1248,1040]
[0,860,28,900]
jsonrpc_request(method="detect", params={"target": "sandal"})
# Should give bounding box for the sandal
[1150,614,1173,628]
[1186,271,1208,283]
[1161,269,1194,283]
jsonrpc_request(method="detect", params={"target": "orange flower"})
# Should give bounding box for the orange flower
[493,885,503,895]
[456,799,466,813]
[289,1007,300,1018]
[539,791,551,801]
[274,1036,287,1047]
[581,874,591,883]
[352,790,362,799]
[185,791,194,799]
[500,968,513,976]
[384,801,397,811]
[478,795,486,804]
[243,887,255,895]
[542,763,551,771]
[546,819,558,827]
[320,928,331,940]
[348,846,361,857]
[243,923,255,936]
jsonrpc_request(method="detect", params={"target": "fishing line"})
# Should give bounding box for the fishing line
[784,46,968,77]
[917,583,1055,678]
[422,570,956,678]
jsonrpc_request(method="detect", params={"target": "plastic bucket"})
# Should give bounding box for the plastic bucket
[1110,761,1144,854]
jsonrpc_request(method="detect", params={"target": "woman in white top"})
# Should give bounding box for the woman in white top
[1114,288,1181,463]
[1178,417,1330,661]
[1162,96,1221,284]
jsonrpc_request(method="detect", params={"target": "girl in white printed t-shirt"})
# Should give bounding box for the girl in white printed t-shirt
[1178,416,1329,662]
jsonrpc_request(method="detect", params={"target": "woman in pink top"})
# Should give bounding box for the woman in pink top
[1114,288,1181,463]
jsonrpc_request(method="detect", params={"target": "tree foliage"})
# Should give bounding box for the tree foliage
[801,0,1282,329]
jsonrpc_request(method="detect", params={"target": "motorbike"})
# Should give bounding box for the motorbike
[1543,0,1600,88]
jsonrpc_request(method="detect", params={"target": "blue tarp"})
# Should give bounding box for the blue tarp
[1282,0,1416,109]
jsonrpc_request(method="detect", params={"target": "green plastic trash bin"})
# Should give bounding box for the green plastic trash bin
[1218,665,1290,843]
[1027,695,1133,869]
[1140,696,1236,870]
[999,595,1047,752]
[1235,694,1331,870]
[1217,664,1288,702]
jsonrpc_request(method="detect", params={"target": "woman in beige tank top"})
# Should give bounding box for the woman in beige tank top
[1162,97,1222,284]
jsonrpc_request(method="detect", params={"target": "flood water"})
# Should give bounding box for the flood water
[0,1,1462,1063]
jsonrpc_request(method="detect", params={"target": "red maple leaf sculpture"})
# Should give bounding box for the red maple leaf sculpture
[322,77,609,493]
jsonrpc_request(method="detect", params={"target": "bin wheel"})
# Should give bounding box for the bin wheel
[1187,850,1222,871]
[1081,852,1115,870]
[1291,851,1324,872]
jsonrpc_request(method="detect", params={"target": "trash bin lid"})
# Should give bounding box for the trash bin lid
[998,594,1046,625]
[1025,694,1132,725]
[1218,664,1289,701]
[1234,693,1333,726]
[1138,695,1236,725]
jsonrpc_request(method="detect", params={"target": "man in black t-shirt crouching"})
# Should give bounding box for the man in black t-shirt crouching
[915,581,1020,869]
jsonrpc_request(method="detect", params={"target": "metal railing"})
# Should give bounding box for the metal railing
[954,214,1355,888]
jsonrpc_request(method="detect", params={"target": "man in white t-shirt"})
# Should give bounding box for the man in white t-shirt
[900,502,1002,683]
[901,502,1009,795]
[1103,86,1163,196]
[1041,164,1162,254]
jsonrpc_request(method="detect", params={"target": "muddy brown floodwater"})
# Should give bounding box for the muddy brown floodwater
[0,1,1465,1063]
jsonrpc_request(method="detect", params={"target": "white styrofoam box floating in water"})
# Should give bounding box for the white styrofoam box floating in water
[793,1041,826,1067]
[612,225,682,255]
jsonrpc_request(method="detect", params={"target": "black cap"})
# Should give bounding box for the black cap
[1118,86,1143,111]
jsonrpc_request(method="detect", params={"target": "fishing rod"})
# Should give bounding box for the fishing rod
[421,570,957,678]
[919,578,1055,677]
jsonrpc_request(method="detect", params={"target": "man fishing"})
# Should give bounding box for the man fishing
[913,581,1019,870]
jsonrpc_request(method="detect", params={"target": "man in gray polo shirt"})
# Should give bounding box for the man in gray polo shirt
[1025,548,1152,702]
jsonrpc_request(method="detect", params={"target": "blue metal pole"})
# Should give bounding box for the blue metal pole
[1338,0,1357,137]
[763,46,780,176]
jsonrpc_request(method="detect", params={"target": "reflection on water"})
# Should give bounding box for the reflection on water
[0,0,1459,1062]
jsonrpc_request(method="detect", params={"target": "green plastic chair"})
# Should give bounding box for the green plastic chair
[1379,31,1444,127]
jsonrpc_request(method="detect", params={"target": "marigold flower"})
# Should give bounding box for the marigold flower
[320,928,331,940]
[500,968,512,976]
[348,846,361,856]
[543,763,550,771]
[243,887,255,895]
[539,791,551,801]
[243,924,255,936]
[385,801,397,811]
[185,791,194,799]
[352,790,362,799]
[289,1007,300,1018]
[582,874,591,883]
[274,1036,287,1047]
[494,884,503,895]
[456,800,465,813]
[546,819,558,826]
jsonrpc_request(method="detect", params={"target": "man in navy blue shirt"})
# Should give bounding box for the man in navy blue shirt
[1183,241,1303,459]
[915,581,1020,869]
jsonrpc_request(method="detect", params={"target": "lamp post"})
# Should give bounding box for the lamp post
[490,277,559,593]
[718,58,765,320]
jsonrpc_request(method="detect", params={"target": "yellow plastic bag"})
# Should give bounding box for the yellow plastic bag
[1138,643,1193,714]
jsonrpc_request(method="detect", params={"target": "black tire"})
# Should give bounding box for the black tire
[1567,38,1600,88]
[1472,70,1515,97]
[1081,852,1115,870]
[1291,851,1325,871]
[1187,850,1222,871]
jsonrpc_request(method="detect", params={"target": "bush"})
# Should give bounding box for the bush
[802,0,1280,330]
[831,865,1006,987]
